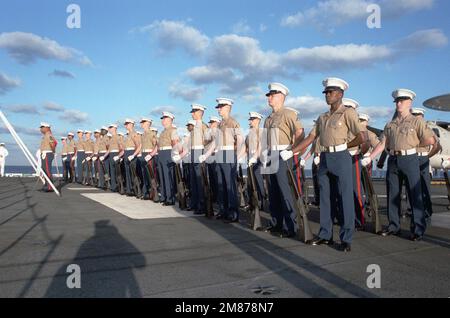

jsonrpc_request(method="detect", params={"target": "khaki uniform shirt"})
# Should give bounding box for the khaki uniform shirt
[312,105,361,148]
[61,143,68,156]
[75,139,85,151]
[218,117,242,148]
[40,132,56,152]
[98,136,108,153]
[84,139,95,153]
[142,130,156,152]
[124,130,139,149]
[190,121,208,148]
[108,134,121,152]
[264,107,303,148]
[66,139,76,154]
[246,127,262,158]
[158,126,178,148]
[383,114,433,151]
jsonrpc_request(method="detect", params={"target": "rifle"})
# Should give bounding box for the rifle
[174,163,187,210]
[81,159,86,184]
[100,159,110,189]
[86,158,93,185]
[147,159,159,202]
[287,167,314,243]
[248,164,263,231]
[115,159,125,194]
[130,158,142,197]
[237,165,248,208]
[361,165,382,234]
[200,163,214,217]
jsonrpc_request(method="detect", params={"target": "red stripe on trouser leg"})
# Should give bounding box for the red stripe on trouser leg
[355,155,365,225]
[294,156,302,196]
[45,156,51,190]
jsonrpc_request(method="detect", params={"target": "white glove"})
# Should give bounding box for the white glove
[237,157,246,165]
[113,156,120,162]
[99,156,105,162]
[199,154,207,163]
[86,157,91,162]
[62,157,67,162]
[82,159,86,164]
[145,154,152,162]
[300,159,306,167]
[314,156,320,166]
[364,152,371,158]
[92,157,98,162]
[128,155,135,161]
[248,157,257,166]
[72,156,77,161]
[280,150,294,161]
[41,153,46,160]
[442,159,450,170]
[172,154,181,163]
[361,157,372,167]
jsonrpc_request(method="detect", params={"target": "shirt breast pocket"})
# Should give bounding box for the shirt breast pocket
[400,126,415,135]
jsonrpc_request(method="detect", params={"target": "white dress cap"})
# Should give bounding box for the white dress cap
[322,77,349,93]
[266,83,290,97]
[342,98,359,109]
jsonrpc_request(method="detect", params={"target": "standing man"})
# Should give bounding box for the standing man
[39,122,57,192]
[153,112,179,205]
[342,98,367,231]
[123,119,142,196]
[363,89,436,241]
[262,83,305,238]
[140,118,156,200]
[0,143,9,177]
[92,129,101,186]
[247,112,265,208]
[205,116,221,204]
[106,124,123,193]
[75,130,85,184]
[411,108,441,220]
[66,132,76,183]
[98,127,109,189]
[290,78,365,251]
[201,98,244,223]
[83,130,95,186]
[359,113,380,177]
[60,137,68,182]
[189,104,209,215]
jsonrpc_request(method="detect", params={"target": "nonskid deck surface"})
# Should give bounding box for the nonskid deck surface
[0,177,449,298]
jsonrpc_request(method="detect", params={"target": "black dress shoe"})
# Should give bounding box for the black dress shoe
[215,214,224,220]
[410,234,423,242]
[311,237,334,246]
[339,242,351,252]
[276,230,296,238]
[380,229,401,237]
[186,207,193,211]
[264,226,282,234]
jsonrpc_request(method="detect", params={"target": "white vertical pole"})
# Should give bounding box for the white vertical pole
[0,111,60,196]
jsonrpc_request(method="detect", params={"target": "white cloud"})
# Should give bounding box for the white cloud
[231,20,252,35]
[281,0,435,29]
[259,24,268,32]
[392,28,448,51]
[138,20,210,56]
[58,109,89,124]
[150,106,181,117]
[0,31,92,65]
[43,101,65,112]
[169,83,205,102]
[285,96,329,117]
[0,72,21,95]
[48,69,75,79]
[1,104,40,115]
[283,44,392,71]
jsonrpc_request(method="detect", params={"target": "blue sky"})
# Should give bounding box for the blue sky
[1,0,450,165]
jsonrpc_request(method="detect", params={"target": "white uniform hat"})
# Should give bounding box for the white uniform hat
[137,131,143,135]
[140,117,153,123]
[77,129,84,133]
[248,112,263,120]
[101,126,108,131]
[94,129,101,134]
[266,83,290,97]
[84,130,92,134]
[60,137,66,140]
[358,113,370,122]
[342,98,359,109]
[117,132,124,136]
[0,143,5,146]
[411,108,426,115]
[191,104,207,112]
[209,116,221,123]
[215,98,234,108]
[106,133,112,137]
[160,112,175,120]
[68,132,75,137]
[150,127,158,132]
[322,77,349,93]
[108,123,118,128]
[40,122,51,128]
[124,118,135,125]
[186,120,197,126]
[392,89,416,101]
